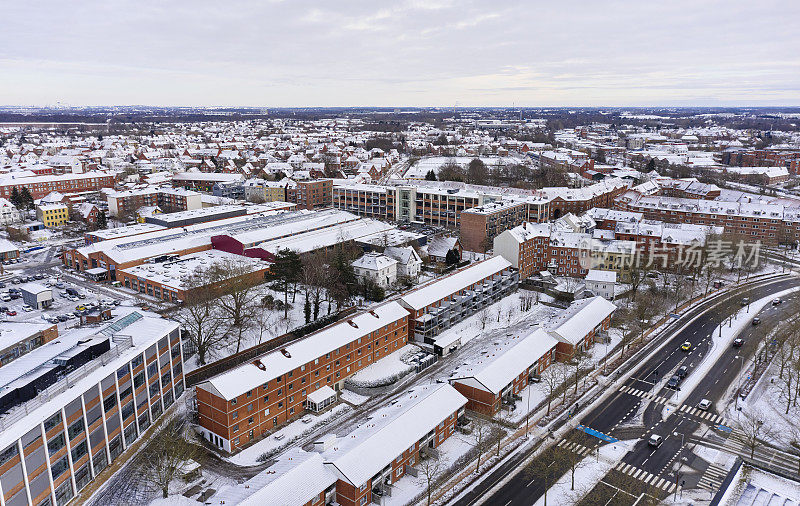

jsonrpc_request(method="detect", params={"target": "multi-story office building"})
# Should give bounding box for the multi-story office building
[459,200,528,252]
[286,179,333,210]
[195,301,410,452]
[0,311,184,506]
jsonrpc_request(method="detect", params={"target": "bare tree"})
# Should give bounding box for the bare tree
[479,309,491,330]
[572,351,592,395]
[141,419,198,498]
[736,409,776,459]
[175,273,229,366]
[540,366,561,415]
[563,433,592,490]
[524,445,569,506]
[418,451,444,506]
[209,259,262,353]
[469,418,493,474]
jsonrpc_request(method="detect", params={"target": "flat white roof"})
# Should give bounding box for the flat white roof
[214,448,336,506]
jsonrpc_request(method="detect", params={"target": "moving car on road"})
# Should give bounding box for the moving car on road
[698,399,712,410]
[733,338,745,348]
[648,435,663,447]
[752,317,761,325]
[773,298,782,305]
[680,341,692,351]
[666,376,681,389]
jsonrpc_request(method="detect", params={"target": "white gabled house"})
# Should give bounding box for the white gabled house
[352,252,398,288]
[383,246,422,280]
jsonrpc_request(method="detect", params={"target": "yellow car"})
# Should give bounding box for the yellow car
[76,305,87,311]
[680,341,692,351]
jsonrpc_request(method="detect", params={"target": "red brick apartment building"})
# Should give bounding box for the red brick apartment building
[195,301,410,452]
[0,172,116,200]
[459,200,528,252]
[106,187,202,216]
[213,384,466,506]
[287,179,333,210]
[614,191,785,245]
[450,328,558,415]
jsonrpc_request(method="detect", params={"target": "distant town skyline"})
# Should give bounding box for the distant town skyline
[2,0,799,107]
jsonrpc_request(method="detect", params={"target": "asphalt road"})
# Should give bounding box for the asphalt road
[454,275,800,506]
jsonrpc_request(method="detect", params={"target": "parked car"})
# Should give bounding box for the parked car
[22,305,33,312]
[0,293,10,302]
[56,314,69,322]
[6,310,17,316]
[648,435,663,447]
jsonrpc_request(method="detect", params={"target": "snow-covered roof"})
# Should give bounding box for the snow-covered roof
[547,296,616,346]
[400,256,512,310]
[321,383,466,487]
[0,238,20,254]
[585,269,617,283]
[426,236,459,258]
[214,448,337,506]
[198,301,410,400]
[450,328,558,394]
[352,252,397,271]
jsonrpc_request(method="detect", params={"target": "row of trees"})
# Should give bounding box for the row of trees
[431,158,570,189]
[8,187,34,209]
[177,243,366,365]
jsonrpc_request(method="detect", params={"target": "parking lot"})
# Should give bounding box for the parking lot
[0,273,123,330]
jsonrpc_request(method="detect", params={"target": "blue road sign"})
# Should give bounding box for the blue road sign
[576,424,619,443]
[715,424,732,433]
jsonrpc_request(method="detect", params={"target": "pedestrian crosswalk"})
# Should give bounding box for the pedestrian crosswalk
[556,439,595,456]
[697,462,728,492]
[612,462,678,493]
[619,384,673,405]
[678,404,727,425]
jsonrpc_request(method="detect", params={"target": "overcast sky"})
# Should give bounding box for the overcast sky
[1,0,798,107]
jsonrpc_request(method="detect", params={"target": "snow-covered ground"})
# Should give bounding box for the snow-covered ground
[742,355,800,445]
[227,405,350,466]
[339,389,370,406]
[345,344,423,389]
[532,439,632,506]
[381,431,480,506]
